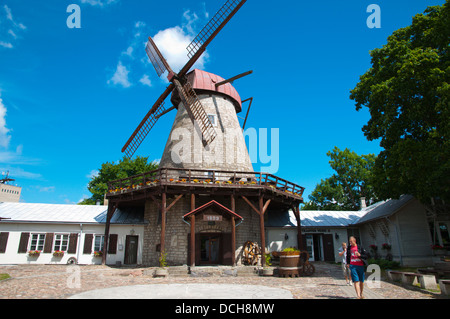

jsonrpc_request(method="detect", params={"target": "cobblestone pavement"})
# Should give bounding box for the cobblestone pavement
[0,262,446,299]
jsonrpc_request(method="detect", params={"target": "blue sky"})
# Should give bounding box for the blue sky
[0,0,445,204]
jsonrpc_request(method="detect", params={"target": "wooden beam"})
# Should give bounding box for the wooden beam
[262,198,272,215]
[190,193,196,267]
[241,196,259,215]
[102,202,117,265]
[231,194,236,266]
[166,194,183,212]
[259,196,266,267]
[160,192,167,255]
[190,215,195,267]
[215,70,253,88]
[231,216,236,266]
[292,205,303,251]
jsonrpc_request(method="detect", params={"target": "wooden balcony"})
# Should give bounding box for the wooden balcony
[106,167,305,202]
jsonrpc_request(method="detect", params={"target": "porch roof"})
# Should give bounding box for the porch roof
[183,200,244,221]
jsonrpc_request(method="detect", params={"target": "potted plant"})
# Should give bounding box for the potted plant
[93,251,103,258]
[53,251,65,258]
[154,251,169,277]
[381,243,392,251]
[278,247,301,277]
[28,250,41,257]
[261,253,273,276]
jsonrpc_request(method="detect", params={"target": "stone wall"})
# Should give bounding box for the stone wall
[142,195,261,266]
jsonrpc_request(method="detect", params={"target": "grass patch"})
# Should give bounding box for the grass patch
[0,274,11,281]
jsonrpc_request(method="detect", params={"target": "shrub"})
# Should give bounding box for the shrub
[368,258,400,269]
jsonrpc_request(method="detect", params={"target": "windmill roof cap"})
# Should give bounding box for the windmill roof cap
[185,69,242,112]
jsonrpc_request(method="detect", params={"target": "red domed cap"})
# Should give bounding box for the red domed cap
[173,69,242,113]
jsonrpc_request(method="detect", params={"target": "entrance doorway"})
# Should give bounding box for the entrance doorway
[200,233,221,264]
[124,235,139,265]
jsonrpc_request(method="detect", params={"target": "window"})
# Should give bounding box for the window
[30,234,46,251]
[207,114,217,127]
[94,235,104,252]
[53,234,69,252]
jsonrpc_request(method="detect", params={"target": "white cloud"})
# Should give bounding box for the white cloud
[108,61,131,88]
[38,186,55,193]
[139,74,152,87]
[87,169,99,179]
[0,95,11,148]
[0,41,13,49]
[79,0,118,7]
[153,26,208,72]
[1,5,26,49]
[0,167,43,180]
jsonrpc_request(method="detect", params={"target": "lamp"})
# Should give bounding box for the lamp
[284,233,289,241]
[335,233,339,240]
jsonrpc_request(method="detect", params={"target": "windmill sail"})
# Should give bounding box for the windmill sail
[173,79,217,146]
[186,0,247,59]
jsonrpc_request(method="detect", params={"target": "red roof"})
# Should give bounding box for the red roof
[186,69,242,112]
[183,200,244,221]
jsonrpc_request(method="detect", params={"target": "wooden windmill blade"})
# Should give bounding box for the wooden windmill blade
[173,79,217,146]
[121,84,174,158]
[146,36,174,78]
[178,0,247,78]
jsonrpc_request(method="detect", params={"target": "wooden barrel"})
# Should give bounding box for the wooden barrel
[278,251,310,277]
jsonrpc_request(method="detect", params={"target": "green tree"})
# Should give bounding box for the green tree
[302,147,378,211]
[350,2,450,203]
[79,156,159,205]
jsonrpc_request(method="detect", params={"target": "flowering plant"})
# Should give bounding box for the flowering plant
[381,243,392,250]
[93,251,103,257]
[431,245,444,250]
[53,251,65,257]
[28,250,41,257]
[369,244,378,251]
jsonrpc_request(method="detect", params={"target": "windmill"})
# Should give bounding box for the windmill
[121,0,250,159]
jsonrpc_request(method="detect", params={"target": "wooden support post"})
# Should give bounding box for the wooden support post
[231,216,236,266]
[160,192,167,256]
[190,193,196,267]
[190,215,195,267]
[259,196,266,267]
[102,202,116,265]
[231,194,236,266]
[292,205,303,251]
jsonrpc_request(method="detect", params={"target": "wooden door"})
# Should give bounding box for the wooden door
[322,234,335,262]
[124,235,139,265]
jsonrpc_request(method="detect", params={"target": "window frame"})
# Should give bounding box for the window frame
[53,233,70,252]
[29,233,46,251]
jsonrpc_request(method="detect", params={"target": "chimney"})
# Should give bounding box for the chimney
[360,197,367,210]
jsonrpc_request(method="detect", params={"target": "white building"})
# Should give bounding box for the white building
[0,203,145,265]
[0,195,446,267]
[266,195,445,266]
[0,184,21,203]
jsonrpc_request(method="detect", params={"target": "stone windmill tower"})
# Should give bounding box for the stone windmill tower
[159,69,254,173]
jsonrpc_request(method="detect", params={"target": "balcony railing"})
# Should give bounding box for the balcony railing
[107,168,305,199]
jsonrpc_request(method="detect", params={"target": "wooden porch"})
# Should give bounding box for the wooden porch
[102,167,306,267]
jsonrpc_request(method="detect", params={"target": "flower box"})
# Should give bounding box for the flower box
[53,251,65,258]
[28,251,41,257]
[93,251,103,258]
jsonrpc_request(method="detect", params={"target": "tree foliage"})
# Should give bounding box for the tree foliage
[350,2,450,202]
[302,147,378,211]
[79,156,159,205]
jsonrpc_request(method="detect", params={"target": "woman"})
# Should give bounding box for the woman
[338,242,351,285]
[346,236,368,299]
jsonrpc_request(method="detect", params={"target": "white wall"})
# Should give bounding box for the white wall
[0,222,144,265]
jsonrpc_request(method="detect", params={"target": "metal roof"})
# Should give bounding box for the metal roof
[186,69,242,111]
[353,194,415,224]
[0,202,145,225]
